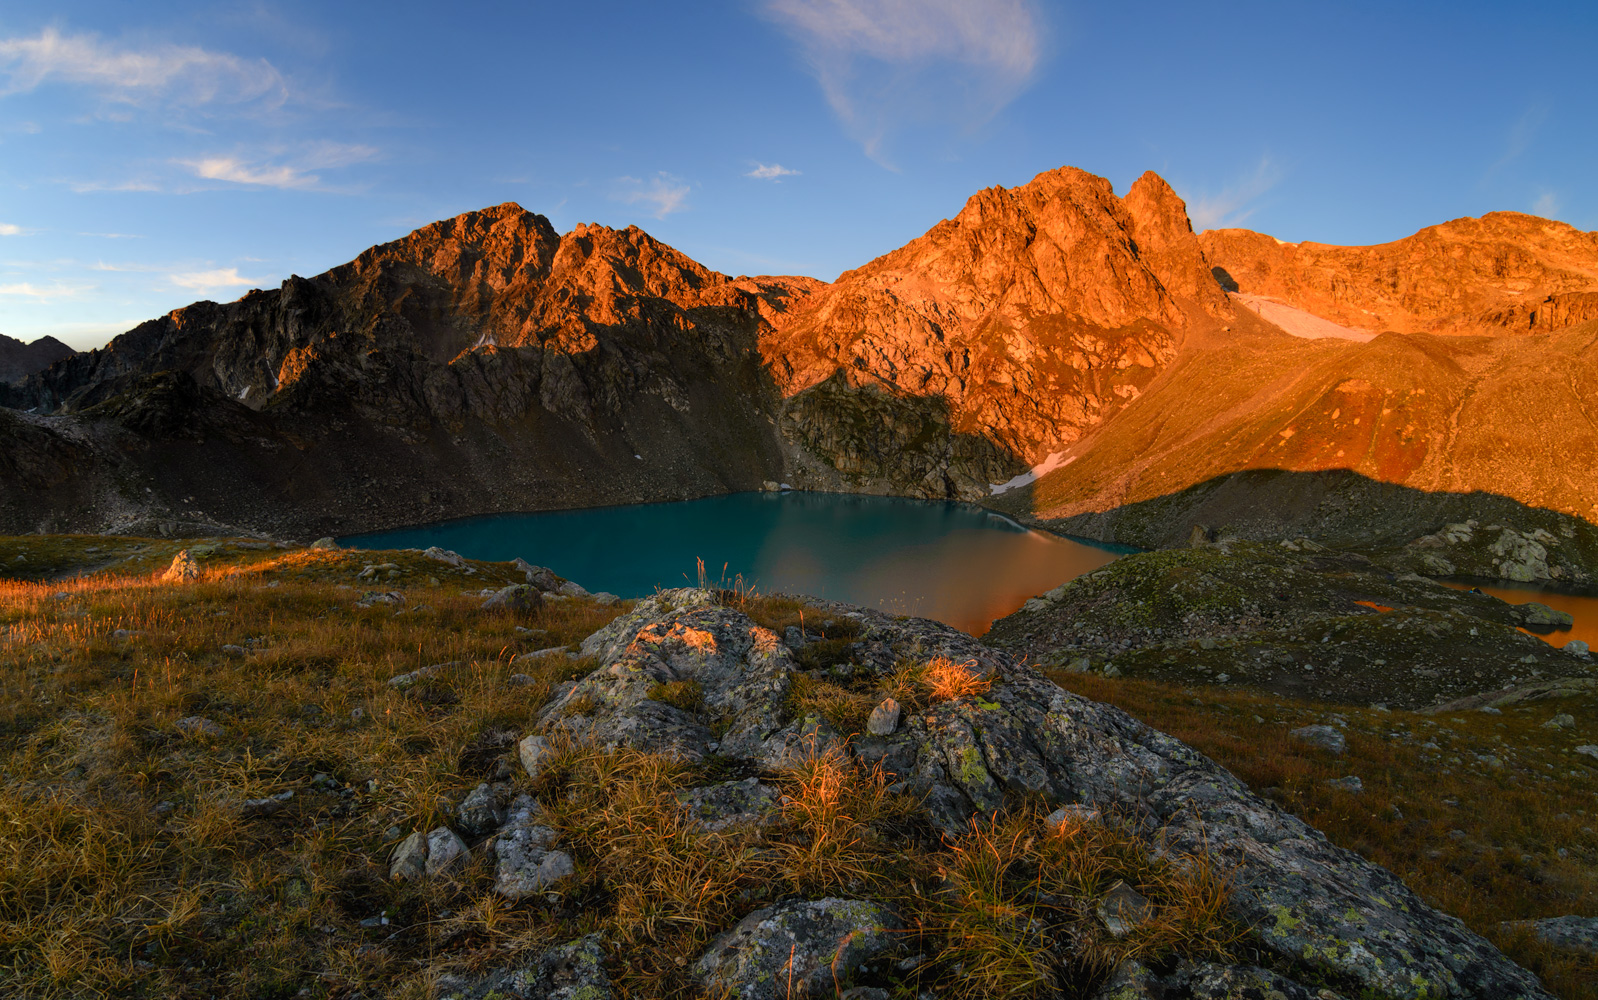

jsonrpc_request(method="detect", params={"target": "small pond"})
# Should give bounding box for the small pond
[1441,581,1598,652]
[342,491,1123,635]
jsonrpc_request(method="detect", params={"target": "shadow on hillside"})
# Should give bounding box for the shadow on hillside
[1020,466,1598,557]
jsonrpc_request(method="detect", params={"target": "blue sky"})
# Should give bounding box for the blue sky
[2,0,1594,350]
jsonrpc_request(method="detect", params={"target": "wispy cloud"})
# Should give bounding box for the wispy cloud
[613,173,691,219]
[1532,190,1560,219]
[0,223,21,236]
[1185,156,1283,231]
[763,0,1043,164]
[0,27,286,110]
[0,281,93,301]
[169,267,260,292]
[747,162,801,180]
[176,142,379,191]
[1484,103,1549,182]
[79,231,142,239]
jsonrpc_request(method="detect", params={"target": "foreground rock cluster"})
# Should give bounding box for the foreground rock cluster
[410,588,1553,1000]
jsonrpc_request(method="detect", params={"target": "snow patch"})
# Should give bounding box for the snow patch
[991,452,1075,495]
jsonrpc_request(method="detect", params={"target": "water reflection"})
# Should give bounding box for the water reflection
[342,491,1121,635]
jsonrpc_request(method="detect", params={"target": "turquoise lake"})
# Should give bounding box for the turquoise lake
[342,491,1123,635]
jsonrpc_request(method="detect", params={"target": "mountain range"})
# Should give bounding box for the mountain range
[3,165,1596,582]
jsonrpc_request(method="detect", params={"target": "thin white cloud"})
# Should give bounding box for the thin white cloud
[68,178,164,193]
[747,162,801,180]
[169,267,259,292]
[613,173,691,219]
[763,0,1042,164]
[176,143,379,191]
[1484,104,1549,182]
[1532,191,1560,219]
[0,281,93,301]
[0,223,20,235]
[0,27,286,110]
[1186,157,1283,231]
[79,231,142,239]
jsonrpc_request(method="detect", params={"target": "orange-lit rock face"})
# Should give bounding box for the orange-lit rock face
[1202,213,1598,337]
[763,168,1233,467]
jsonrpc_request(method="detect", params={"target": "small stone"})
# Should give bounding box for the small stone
[493,794,573,898]
[1045,803,1101,830]
[112,628,134,640]
[161,550,201,583]
[676,778,780,832]
[592,592,621,606]
[1289,724,1346,755]
[1568,640,1591,657]
[175,716,223,738]
[1325,775,1364,793]
[241,790,294,818]
[153,800,175,817]
[387,661,462,689]
[310,537,338,550]
[866,697,901,736]
[389,831,429,881]
[515,646,571,663]
[1097,880,1154,937]
[457,782,507,837]
[1575,745,1598,761]
[557,580,590,598]
[424,826,469,877]
[221,644,246,657]
[519,733,551,779]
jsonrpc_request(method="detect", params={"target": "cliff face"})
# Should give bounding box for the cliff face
[0,333,74,384]
[762,168,1235,499]
[1202,212,1598,337]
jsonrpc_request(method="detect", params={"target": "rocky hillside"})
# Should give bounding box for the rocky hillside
[764,168,1245,499]
[0,333,73,384]
[1202,213,1598,337]
[996,317,1598,576]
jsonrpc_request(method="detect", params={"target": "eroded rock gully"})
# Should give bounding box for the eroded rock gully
[491,589,1552,1000]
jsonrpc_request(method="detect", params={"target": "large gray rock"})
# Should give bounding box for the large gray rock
[535,589,1553,1000]
[161,550,201,583]
[694,898,900,999]
[437,933,611,1000]
[1522,602,1574,627]
[676,777,781,832]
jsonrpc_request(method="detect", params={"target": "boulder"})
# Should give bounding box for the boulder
[388,826,468,881]
[483,585,543,612]
[425,826,469,877]
[423,546,467,568]
[161,550,201,583]
[518,734,550,779]
[694,898,901,999]
[1098,880,1154,937]
[1288,724,1346,755]
[1522,602,1575,627]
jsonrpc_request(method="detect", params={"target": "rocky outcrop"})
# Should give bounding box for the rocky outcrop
[0,333,73,384]
[1202,213,1598,338]
[524,588,1552,1000]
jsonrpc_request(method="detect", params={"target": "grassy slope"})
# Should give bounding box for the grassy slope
[0,537,1241,1000]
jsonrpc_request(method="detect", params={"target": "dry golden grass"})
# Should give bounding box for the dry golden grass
[1049,671,1598,1000]
[925,655,992,703]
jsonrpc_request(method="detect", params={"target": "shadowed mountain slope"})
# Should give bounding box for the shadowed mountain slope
[0,333,74,384]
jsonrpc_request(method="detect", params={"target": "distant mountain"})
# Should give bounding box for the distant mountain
[2,169,1596,585]
[1202,212,1598,337]
[0,333,74,385]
